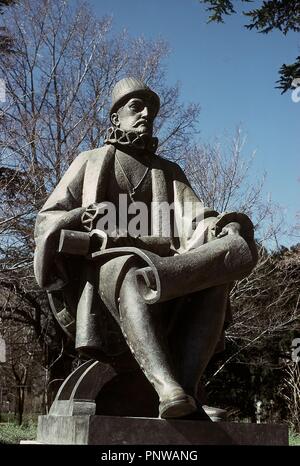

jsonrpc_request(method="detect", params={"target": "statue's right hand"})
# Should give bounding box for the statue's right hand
[81,202,109,232]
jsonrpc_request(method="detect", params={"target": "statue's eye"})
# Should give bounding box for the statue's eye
[130,102,142,111]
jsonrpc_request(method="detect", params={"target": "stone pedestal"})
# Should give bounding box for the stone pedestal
[36,415,288,445]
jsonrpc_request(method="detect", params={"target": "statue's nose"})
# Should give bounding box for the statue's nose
[141,106,149,117]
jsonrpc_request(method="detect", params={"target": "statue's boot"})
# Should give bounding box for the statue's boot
[119,266,198,419]
[203,405,227,422]
[168,284,230,420]
[196,377,227,421]
[158,392,197,419]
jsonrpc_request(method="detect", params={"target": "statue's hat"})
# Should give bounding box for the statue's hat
[110,77,160,116]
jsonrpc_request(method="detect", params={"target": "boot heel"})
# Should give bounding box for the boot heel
[159,394,197,419]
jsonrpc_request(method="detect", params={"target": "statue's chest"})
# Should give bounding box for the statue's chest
[107,150,152,204]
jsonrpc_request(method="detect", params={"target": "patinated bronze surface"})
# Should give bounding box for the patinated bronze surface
[34,77,258,420]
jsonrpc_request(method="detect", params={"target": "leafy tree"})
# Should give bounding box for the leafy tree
[199,0,300,92]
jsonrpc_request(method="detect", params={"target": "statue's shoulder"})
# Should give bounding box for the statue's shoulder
[153,153,180,171]
[154,153,188,183]
[77,145,111,162]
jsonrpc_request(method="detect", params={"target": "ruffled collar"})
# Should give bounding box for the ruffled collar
[104,127,158,153]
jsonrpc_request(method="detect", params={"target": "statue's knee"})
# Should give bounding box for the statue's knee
[225,236,258,276]
[119,266,143,306]
[122,266,139,287]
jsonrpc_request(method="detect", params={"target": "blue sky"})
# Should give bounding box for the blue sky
[89,0,299,246]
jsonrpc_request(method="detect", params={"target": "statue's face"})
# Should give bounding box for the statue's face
[111,95,156,137]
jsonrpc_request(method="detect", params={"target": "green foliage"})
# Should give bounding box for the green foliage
[0,419,37,444]
[277,56,300,94]
[245,1,300,34]
[200,0,300,32]
[199,1,300,91]
[201,0,238,23]
[289,431,300,446]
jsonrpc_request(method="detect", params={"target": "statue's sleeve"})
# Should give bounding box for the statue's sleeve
[34,152,88,290]
[169,161,219,252]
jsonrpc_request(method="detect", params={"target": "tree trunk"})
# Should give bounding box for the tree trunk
[16,386,25,425]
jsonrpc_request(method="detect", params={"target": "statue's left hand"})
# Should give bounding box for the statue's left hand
[81,203,108,232]
[213,212,255,242]
[216,221,241,238]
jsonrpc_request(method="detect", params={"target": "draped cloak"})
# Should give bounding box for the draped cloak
[34,144,231,357]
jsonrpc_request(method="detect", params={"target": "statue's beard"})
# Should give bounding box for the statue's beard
[105,126,158,153]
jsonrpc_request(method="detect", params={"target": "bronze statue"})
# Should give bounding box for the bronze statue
[34,77,257,420]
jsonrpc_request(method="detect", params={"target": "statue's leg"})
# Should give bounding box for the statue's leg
[136,234,257,304]
[169,284,229,399]
[118,266,199,419]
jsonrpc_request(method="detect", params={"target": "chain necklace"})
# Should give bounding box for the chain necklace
[115,152,150,202]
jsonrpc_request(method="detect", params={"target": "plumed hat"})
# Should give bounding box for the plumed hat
[110,77,160,117]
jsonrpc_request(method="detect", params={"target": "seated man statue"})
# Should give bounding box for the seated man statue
[34,77,257,420]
